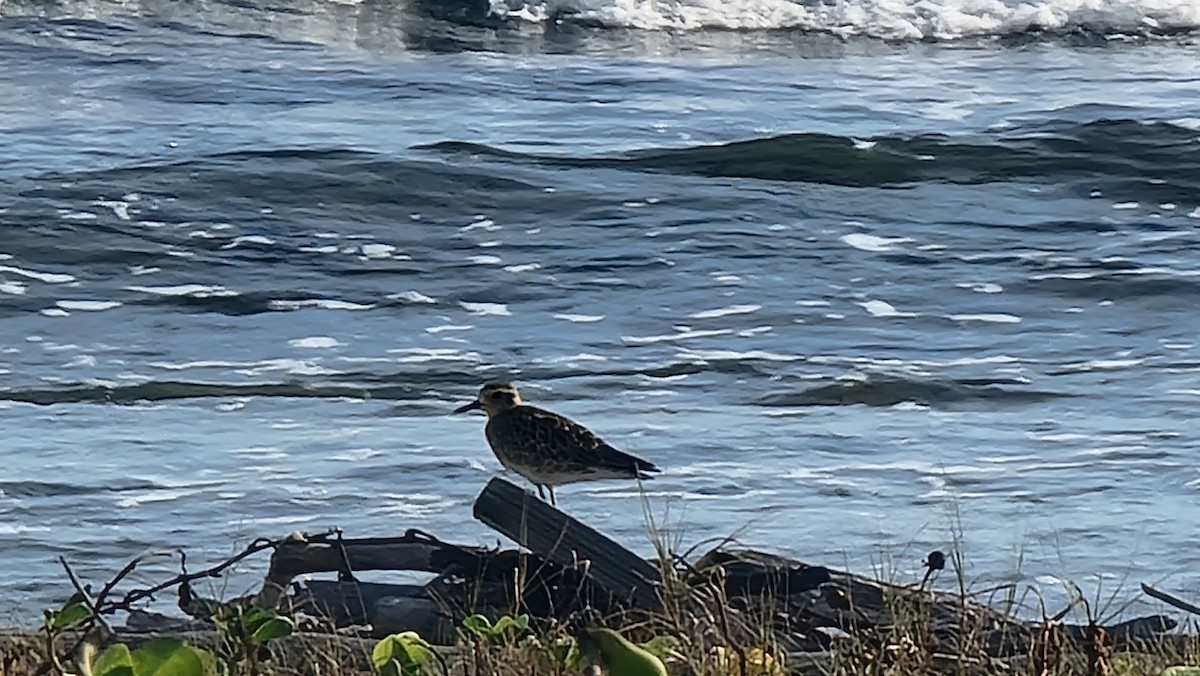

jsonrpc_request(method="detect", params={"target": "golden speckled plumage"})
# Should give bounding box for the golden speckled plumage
[454,381,660,505]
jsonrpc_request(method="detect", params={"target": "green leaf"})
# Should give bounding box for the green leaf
[240,608,276,633]
[373,632,435,676]
[129,637,212,676]
[550,637,580,668]
[460,614,492,637]
[249,616,294,646]
[1160,668,1200,676]
[491,614,529,638]
[639,635,681,660]
[92,644,135,676]
[51,601,93,632]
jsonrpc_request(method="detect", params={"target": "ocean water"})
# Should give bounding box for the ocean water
[1,0,1199,623]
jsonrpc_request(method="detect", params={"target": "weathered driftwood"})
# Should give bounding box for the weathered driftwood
[690,546,1180,657]
[1142,582,1200,617]
[472,477,662,610]
[255,530,495,608]
[147,478,1188,660]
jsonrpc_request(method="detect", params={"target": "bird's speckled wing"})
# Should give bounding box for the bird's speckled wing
[485,405,660,478]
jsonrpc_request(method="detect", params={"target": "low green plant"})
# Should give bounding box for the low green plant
[372,631,438,676]
[41,599,95,674]
[45,602,92,635]
[83,637,216,676]
[211,607,295,674]
[460,613,530,645]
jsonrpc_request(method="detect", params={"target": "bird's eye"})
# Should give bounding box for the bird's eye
[489,391,503,400]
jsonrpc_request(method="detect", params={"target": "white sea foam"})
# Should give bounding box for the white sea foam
[504,263,541,273]
[957,282,1003,294]
[690,304,761,319]
[426,324,474,334]
[0,280,27,295]
[680,348,802,362]
[460,301,512,316]
[0,265,75,284]
[238,359,339,376]
[56,300,122,311]
[221,235,276,249]
[268,299,375,311]
[115,487,205,508]
[360,243,398,259]
[622,328,732,345]
[858,299,915,318]
[489,0,1199,39]
[387,290,437,304]
[949,313,1021,323]
[841,233,911,252]
[554,313,605,323]
[289,336,342,349]
[128,284,236,297]
[95,200,131,220]
[384,347,478,362]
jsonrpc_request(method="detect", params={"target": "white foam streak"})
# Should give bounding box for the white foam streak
[0,265,75,284]
[289,336,342,349]
[949,313,1022,323]
[0,280,27,295]
[268,299,375,311]
[622,329,733,345]
[841,233,911,252]
[490,0,1200,39]
[56,300,122,311]
[554,313,605,323]
[128,284,236,297]
[690,304,762,319]
[460,301,512,316]
[859,299,915,318]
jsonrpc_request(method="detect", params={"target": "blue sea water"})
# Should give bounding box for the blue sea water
[1,0,1199,623]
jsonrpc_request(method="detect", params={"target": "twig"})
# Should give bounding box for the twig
[57,556,112,635]
[114,538,275,611]
[1141,582,1200,617]
[91,550,176,618]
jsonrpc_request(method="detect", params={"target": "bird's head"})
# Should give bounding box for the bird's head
[453,381,523,417]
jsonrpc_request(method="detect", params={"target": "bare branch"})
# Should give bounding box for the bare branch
[1141,582,1200,617]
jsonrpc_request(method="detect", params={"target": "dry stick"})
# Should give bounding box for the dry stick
[36,551,175,676]
[48,538,281,675]
[115,538,276,611]
[1141,582,1200,617]
[56,557,112,635]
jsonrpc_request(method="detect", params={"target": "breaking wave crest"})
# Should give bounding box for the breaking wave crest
[488,0,1200,40]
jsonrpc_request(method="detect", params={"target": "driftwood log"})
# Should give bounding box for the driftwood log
[146,477,1186,661]
[472,477,662,610]
[687,547,1180,656]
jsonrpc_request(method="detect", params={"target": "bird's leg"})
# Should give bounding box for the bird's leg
[548,486,557,507]
[537,484,546,500]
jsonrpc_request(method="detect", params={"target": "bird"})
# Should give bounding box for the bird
[452,381,660,506]
[578,627,669,676]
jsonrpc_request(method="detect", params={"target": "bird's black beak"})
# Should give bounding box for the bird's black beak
[453,400,483,415]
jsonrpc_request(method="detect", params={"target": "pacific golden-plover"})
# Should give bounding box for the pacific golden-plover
[453,381,660,506]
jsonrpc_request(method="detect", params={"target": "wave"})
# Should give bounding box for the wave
[28,148,544,215]
[0,479,167,498]
[490,0,1200,40]
[417,119,1200,190]
[755,374,1067,407]
[3,0,1195,48]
